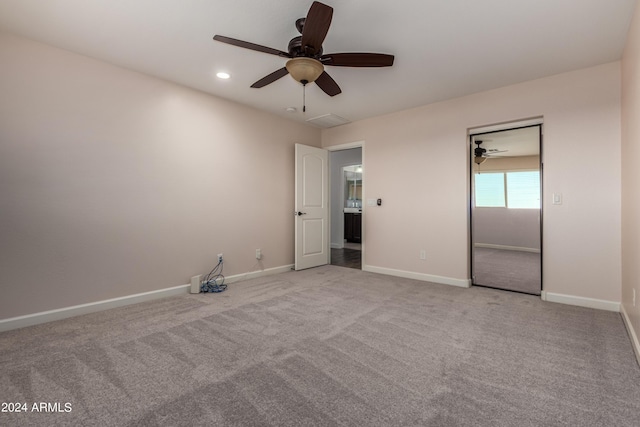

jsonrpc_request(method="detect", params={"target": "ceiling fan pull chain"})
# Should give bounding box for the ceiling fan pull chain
[303,83,306,113]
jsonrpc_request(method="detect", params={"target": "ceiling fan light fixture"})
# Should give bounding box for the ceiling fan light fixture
[474,156,487,165]
[286,57,324,84]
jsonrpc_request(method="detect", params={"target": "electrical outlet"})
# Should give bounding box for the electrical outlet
[218,253,223,263]
[256,248,262,260]
[420,249,426,260]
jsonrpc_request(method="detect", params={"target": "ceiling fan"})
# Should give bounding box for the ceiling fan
[474,140,508,164]
[213,1,394,97]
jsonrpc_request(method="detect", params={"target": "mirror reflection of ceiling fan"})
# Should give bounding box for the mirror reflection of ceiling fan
[474,140,508,164]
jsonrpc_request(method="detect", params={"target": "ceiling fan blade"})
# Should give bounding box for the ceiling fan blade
[315,71,341,96]
[320,53,395,67]
[213,35,290,58]
[250,67,289,88]
[301,2,333,55]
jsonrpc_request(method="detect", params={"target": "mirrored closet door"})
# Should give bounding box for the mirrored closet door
[470,125,542,295]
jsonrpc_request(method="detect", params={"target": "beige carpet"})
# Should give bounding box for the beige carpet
[1,266,638,426]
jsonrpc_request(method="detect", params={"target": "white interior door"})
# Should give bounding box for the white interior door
[295,144,329,270]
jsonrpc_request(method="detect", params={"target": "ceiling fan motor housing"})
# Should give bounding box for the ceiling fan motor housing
[288,36,323,57]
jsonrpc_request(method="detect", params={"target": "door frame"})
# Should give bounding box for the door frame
[468,118,543,295]
[327,141,365,269]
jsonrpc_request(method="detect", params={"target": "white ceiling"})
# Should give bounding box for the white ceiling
[0,0,636,127]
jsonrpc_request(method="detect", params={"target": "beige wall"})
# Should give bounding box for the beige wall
[0,33,321,319]
[622,3,640,353]
[322,62,621,303]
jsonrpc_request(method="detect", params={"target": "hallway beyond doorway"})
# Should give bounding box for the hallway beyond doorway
[331,243,361,269]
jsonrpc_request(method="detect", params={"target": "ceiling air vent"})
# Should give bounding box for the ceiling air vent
[305,113,350,128]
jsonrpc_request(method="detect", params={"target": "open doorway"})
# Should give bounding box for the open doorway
[470,124,542,295]
[329,147,362,270]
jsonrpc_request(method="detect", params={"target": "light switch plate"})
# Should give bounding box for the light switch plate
[552,193,562,205]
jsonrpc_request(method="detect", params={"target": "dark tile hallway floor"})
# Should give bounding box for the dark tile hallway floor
[331,247,361,269]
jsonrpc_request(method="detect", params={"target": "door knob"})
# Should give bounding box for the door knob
[296,211,307,216]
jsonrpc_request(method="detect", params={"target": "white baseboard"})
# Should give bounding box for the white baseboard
[621,303,640,367]
[363,265,471,288]
[541,291,621,312]
[0,284,190,333]
[0,264,294,333]
[474,243,540,253]
[224,264,294,284]
[330,243,344,249]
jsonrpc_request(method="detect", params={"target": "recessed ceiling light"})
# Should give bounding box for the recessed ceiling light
[285,107,297,113]
[216,72,230,79]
